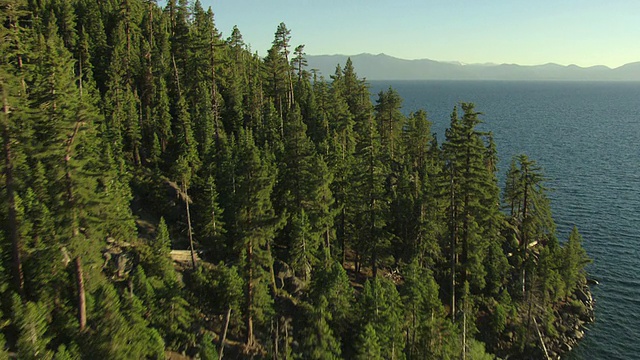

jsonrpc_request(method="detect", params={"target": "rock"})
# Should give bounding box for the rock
[576,287,592,304]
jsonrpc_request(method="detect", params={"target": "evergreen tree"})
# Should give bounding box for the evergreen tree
[401,260,447,359]
[503,154,555,298]
[561,226,590,297]
[89,284,164,360]
[299,297,342,360]
[358,277,405,360]
[354,323,383,360]
[0,3,594,357]
[374,87,404,162]
[276,105,335,276]
[353,111,390,277]
[195,175,226,256]
[442,103,502,316]
[233,129,280,348]
[306,260,352,352]
[199,333,219,360]
[14,299,53,360]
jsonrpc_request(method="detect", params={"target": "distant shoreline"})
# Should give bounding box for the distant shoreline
[307,53,640,82]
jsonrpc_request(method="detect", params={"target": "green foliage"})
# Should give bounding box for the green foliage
[53,344,81,360]
[15,299,53,360]
[354,323,382,360]
[0,4,591,358]
[358,277,405,360]
[0,333,8,360]
[90,284,164,359]
[561,226,591,296]
[489,302,507,339]
[467,339,496,360]
[298,297,342,360]
[198,333,219,360]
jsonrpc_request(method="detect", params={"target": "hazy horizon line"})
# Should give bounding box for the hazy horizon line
[306,52,639,70]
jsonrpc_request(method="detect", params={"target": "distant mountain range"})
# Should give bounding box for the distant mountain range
[306,53,640,81]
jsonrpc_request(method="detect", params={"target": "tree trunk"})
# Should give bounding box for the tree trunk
[273,318,279,360]
[246,235,254,348]
[449,169,457,321]
[267,241,277,294]
[219,307,231,360]
[76,257,86,331]
[462,297,467,360]
[65,119,82,237]
[533,317,551,360]
[324,224,331,264]
[522,170,528,298]
[184,184,197,270]
[211,31,221,147]
[340,208,346,267]
[172,54,182,97]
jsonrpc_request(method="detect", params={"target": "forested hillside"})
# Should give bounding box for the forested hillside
[0,1,592,359]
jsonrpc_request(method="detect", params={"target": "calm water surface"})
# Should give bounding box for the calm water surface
[369,80,640,360]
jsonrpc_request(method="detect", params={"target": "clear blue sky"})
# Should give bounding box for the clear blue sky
[199,0,640,68]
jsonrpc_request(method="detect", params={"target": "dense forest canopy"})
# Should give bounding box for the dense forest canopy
[0,0,591,359]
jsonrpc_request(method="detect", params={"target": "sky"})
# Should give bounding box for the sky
[199,0,640,68]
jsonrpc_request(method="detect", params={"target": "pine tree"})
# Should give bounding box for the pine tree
[289,209,315,280]
[264,23,294,118]
[199,333,219,360]
[442,103,502,317]
[299,296,342,360]
[354,323,383,360]
[561,226,590,297]
[0,0,32,295]
[353,112,390,277]
[89,284,164,360]
[233,129,280,349]
[401,260,446,359]
[276,105,335,275]
[309,260,352,336]
[196,175,226,256]
[503,154,555,298]
[374,87,404,162]
[53,343,81,360]
[14,299,53,360]
[358,277,405,360]
[189,2,219,158]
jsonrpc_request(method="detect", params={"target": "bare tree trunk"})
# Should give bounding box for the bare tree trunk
[246,222,255,349]
[462,300,467,360]
[273,318,279,360]
[267,241,277,294]
[340,209,346,267]
[283,47,294,109]
[211,31,221,147]
[76,257,86,331]
[218,307,231,360]
[172,54,182,98]
[450,169,457,321]
[184,184,197,270]
[324,224,331,264]
[522,167,529,298]
[65,119,82,237]
[533,317,551,360]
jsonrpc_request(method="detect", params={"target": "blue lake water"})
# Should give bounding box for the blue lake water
[368,80,640,360]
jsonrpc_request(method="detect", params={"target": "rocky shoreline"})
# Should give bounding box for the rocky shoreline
[544,285,595,359]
